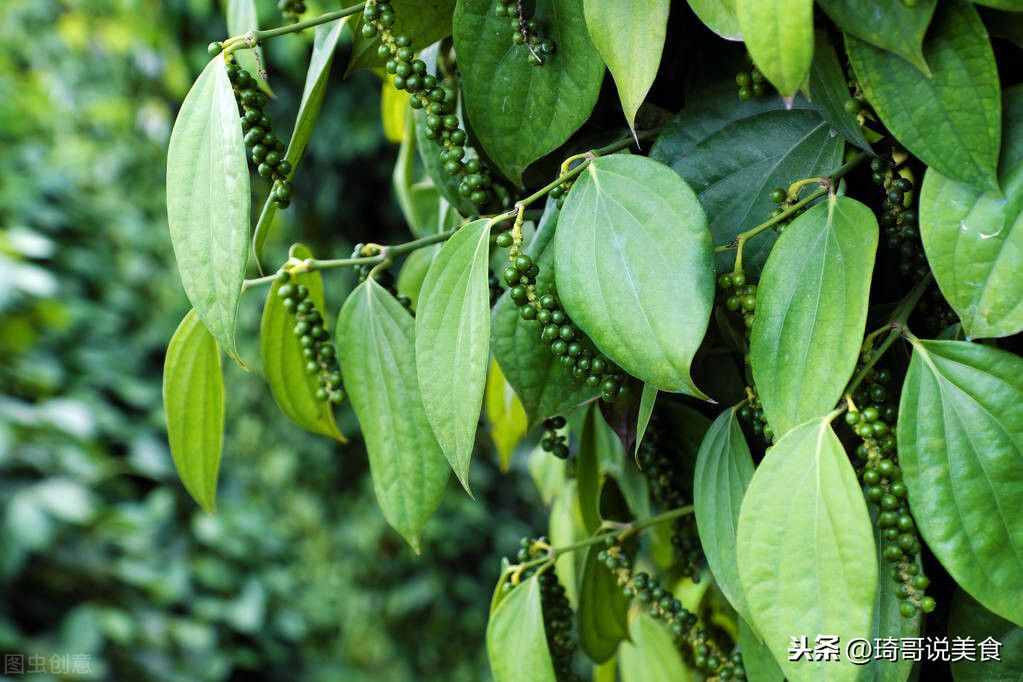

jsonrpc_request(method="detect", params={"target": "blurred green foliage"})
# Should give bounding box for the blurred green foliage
[0,1,541,679]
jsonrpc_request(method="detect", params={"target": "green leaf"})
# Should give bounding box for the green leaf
[577,404,606,535]
[736,0,814,97]
[949,589,1023,682]
[846,0,1002,192]
[486,576,557,682]
[254,19,347,267]
[693,408,754,621]
[808,31,872,152]
[817,0,936,74]
[750,197,878,438]
[737,418,877,682]
[577,543,631,663]
[493,203,598,425]
[490,558,514,616]
[897,338,1023,626]
[583,0,668,132]
[163,309,224,513]
[687,0,741,40]
[485,358,528,472]
[395,110,459,238]
[650,82,844,273]
[454,0,604,185]
[224,0,271,95]
[166,55,250,364]
[634,384,657,458]
[396,245,438,309]
[259,245,345,442]
[618,613,691,682]
[413,109,478,218]
[973,0,1023,9]
[529,444,568,507]
[919,85,1023,339]
[347,0,456,73]
[550,481,586,608]
[415,219,492,492]
[336,280,449,552]
[738,618,784,682]
[555,155,714,396]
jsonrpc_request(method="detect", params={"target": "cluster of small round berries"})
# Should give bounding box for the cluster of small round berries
[845,365,935,618]
[540,416,569,459]
[278,0,306,23]
[718,270,757,331]
[495,0,557,65]
[216,55,294,209]
[548,179,574,208]
[736,390,774,443]
[598,545,745,678]
[767,186,797,233]
[275,273,344,404]
[351,244,414,313]
[735,65,768,101]
[842,78,873,119]
[362,0,502,211]
[496,242,624,402]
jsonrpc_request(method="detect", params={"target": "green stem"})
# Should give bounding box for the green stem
[548,505,693,559]
[224,3,366,51]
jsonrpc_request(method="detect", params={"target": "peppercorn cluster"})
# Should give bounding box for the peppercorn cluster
[278,0,306,23]
[275,272,344,405]
[845,364,935,618]
[495,0,557,65]
[539,416,569,459]
[735,57,769,101]
[736,389,773,444]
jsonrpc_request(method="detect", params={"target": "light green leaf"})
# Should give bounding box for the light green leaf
[583,0,668,131]
[486,575,557,682]
[485,358,528,472]
[750,197,878,438]
[253,19,347,268]
[555,155,714,396]
[454,0,604,185]
[919,85,1023,339]
[949,589,1023,682]
[650,81,844,273]
[166,55,250,364]
[897,339,1023,626]
[808,31,872,152]
[618,613,690,682]
[337,280,449,552]
[846,0,1002,192]
[737,418,877,682]
[259,245,345,442]
[693,407,754,621]
[687,0,741,40]
[634,384,657,458]
[415,219,492,492]
[490,558,514,616]
[818,0,936,74]
[347,0,456,73]
[738,618,784,682]
[578,543,631,663]
[736,0,814,97]
[395,110,458,238]
[163,309,224,513]
[396,245,438,309]
[550,481,586,608]
[529,444,568,507]
[493,202,598,425]
[224,0,271,95]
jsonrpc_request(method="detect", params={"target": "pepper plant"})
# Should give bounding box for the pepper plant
[163,0,1023,680]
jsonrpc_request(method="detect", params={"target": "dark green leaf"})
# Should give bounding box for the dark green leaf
[736,0,814,97]
[808,31,872,152]
[737,418,877,682]
[738,618,784,682]
[577,404,605,534]
[846,0,1002,192]
[919,85,1023,339]
[618,613,690,682]
[166,55,250,364]
[980,6,1023,49]
[897,339,1023,626]
[337,280,449,552]
[750,196,878,438]
[687,0,741,40]
[486,576,557,682]
[163,309,224,513]
[454,0,604,185]
[973,0,1023,9]
[414,106,478,217]
[347,0,456,73]
[416,219,492,492]
[555,155,714,397]
[817,0,937,73]
[634,384,657,458]
[948,589,1023,682]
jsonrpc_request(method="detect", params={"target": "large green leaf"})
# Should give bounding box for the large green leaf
[577,543,630,663]
[347,0,456,73]
[163,309,224,513]
[750,197,877,438]
[808,31,872,152]
[736,0,814,97]
[846,0,1002,192]
[693,407,754,620]
[618,613,690,682]
[919,86,1023,339]
[166,55,250,364]
[737,418,877,682]
[253,19,347,267]
[738,618,784,682]
[224,0,271,95]
[650,82,844,273]
[415,219,492,492]
[555,155,714,396]
[337,280,449,552]
[454,0,604,185]
[897,339,1023,626]
[583,0,668,131]
[687,0,741,40]
[493,203,598,426]
[818,0,936,74]
[949,589,1023,682]
[486,576,557,682]
[259,245,344,442]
